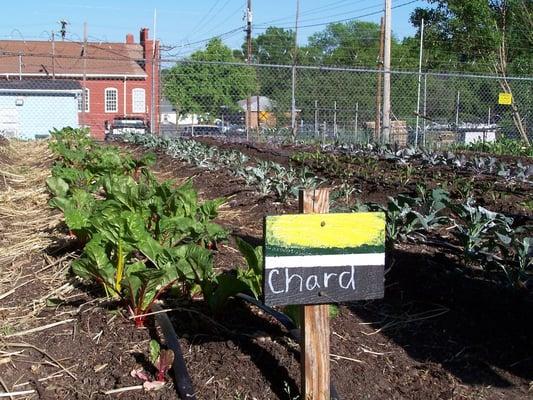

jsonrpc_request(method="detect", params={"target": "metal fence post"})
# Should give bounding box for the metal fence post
[314,100,318,138]
[355,102,359,140]
[422,73,427,147]
[333,101,337,139]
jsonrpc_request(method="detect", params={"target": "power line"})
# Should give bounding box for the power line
[186,0,223,41]
[257,1,384,28]
[255,0,364,26]
[193,0,234,39]
[256,0,418,30]
[193,3,245,39]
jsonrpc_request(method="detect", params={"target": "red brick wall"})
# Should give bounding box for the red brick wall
[141,30,160,136]
[78,78,152,140]
[78,29,160,140]
[0,28,160,140]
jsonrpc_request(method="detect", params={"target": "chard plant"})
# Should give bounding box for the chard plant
[48,127,228,327]
[131,340,174,390]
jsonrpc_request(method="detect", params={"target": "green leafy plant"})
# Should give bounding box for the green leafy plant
[131,340,174,390]
[47,127,228,328]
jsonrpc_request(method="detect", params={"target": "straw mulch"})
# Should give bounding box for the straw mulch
[0,140,72,334]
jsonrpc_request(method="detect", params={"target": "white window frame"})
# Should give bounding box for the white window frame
[104,88,118,113]
[78,88,90,112]
[132,88,146,113]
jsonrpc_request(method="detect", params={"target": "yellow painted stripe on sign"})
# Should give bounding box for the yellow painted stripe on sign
[266,212,385,249]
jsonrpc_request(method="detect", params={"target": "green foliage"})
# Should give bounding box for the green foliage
[452,137,533,157]
[306,21,385,67]
[163,38,258,116]
[234,237,263,299]
[354,183,531,288]
[47,127,228,325]
[248,27,296,65]
[149,340,160,365]
[410,0,532,74]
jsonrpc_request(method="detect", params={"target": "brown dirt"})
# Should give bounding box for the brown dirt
[195,136,533,217]
[0,139,531,400]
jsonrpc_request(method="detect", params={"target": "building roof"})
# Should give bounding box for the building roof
[0,40,147,78]
[0,79,82,93]
[237,96,275,112]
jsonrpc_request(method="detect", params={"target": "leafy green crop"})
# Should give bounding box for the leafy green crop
[47,127,228,326]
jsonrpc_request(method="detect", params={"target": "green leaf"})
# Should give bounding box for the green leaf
[139,152,157,168]
[103,174,139,211]
[64,207,91,231]
[49,196,70,212]
[235,237,261,275]
[199,198,226,220]
[72,235,116,295]
[208,274,249,313]
[149,340,160,364]
[46,176,69,197]
[174,244,214,285]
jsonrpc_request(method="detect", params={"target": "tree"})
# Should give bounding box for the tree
[306,21,381,67]
[163,38,257,118]
[249,27,296,65]
[304,20,414,68]
[410,0,532,143]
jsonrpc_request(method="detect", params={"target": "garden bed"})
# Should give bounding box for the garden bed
[0,135,531,400]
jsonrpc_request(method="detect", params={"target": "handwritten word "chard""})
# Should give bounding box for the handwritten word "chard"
[267,266,357,294]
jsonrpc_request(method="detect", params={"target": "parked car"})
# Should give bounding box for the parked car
[105,117,148,141]
[179,124,222,136]
[224,124,246,136]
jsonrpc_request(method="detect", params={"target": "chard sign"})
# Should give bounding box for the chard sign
[263,213,386,306]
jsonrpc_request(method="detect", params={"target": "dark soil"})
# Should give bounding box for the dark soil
[1,138,532,400]
[195,136,532,217]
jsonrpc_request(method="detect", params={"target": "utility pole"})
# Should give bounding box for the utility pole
[355,102,359,139]
[314,100,318,138]
[291,0,300,140]
[375,16,384,142]
[82,22,87,124]
[414,18,424,148]
[382,0,392,143]
[151,8,157,135]
[246,0,252,140]
[333,101,337,139]
[422,73,427,147]
[59,20,68,40]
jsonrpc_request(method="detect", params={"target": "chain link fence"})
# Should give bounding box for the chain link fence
[0,53,531,147]
[160,60,533,147]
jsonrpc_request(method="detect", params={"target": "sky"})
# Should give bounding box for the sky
[0,0,426,57]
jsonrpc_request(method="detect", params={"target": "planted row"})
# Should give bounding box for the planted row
[124,132,324,201]
[354,186,532,289]
[125,132,531,290]
[304,142,532,184]
[46,127,263,326]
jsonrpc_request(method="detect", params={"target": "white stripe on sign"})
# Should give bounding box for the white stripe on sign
[265,253,385,269]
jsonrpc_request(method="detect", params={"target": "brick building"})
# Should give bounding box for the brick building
[0,28,159,139]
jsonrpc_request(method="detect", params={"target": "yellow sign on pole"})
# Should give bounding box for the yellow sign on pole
[498,93,513,105]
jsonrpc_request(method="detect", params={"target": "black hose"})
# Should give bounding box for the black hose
[152,304,197,400]
[236,293,299,338]
[236,293,341,400]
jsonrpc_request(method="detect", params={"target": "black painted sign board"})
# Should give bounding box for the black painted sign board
[263,213,386,306]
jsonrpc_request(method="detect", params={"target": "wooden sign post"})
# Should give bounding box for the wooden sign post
[263,188,386,400]
[300,188,331,400]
